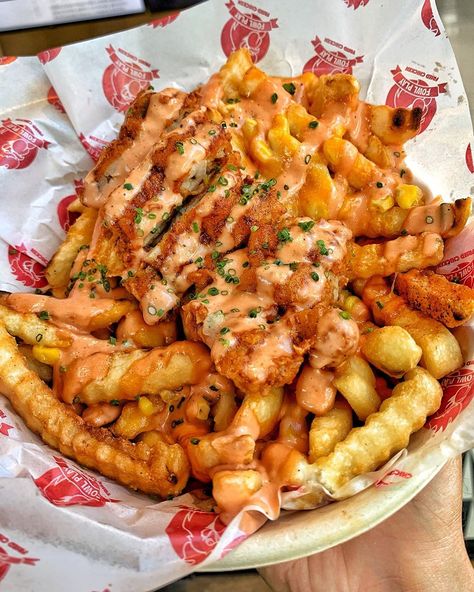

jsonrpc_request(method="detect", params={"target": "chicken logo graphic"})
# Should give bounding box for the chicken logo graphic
[0,547,38,583]
[148,13,180,28]
[421,0,441,37]
[166,507,226,565]
[37,47,62,65]
[303,37,363,76]
[79,133,108,162]
[0,409,14,437]
[221,0,278,63]
[47,86,65,114]
[8,244,47,289]
[0,118,49,170]
[426,367,474,431]
[102,45,159,112]
[34,456,119,507]
[343,0,370,9]
[386,66,447,134]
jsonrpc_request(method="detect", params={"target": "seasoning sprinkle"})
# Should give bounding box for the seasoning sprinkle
[123,183,133,190]
[309,120,319,129]
[175,141,185,155]
[38,310,50,320]
[277,228,292,243]
[317,239,329,256]
[339,311,351,320]
[220,327,230,335]
[271,93,278,104]
[304,154,311,164]
[283,82,296,95]
[425,215,434,224]
[192,221,199,233]
[376,301,384,309]
[311,272,319,282]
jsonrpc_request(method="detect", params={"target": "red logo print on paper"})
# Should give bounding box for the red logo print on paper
[37,47,62,65]
[0,119,49,170]
[47,86,65,114]
[8,244,47,289]
[0,533,38,584]
[436,249,474,288]
[344,0,370,9]
[57,180,83,231]
[221,0,278,63]
[386,66,447,134]
[375,469,412,487]
[426,367,474,431]
[0,409,14,437]
[0,57,16,66]
[148,13,180,28]
[79,133,108,162]
[304,37,364,76]
[166,507,226,565]
[102,45,159,113]
[34,456,119,507]
[466,143,474,174]
[421,0,441,37]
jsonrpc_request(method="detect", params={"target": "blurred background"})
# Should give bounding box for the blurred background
[0,0,473,590]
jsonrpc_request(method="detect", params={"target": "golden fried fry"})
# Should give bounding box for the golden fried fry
[349,233,444,278]
[333,355,381,420]
[45,208,97,288]
[212,469,263,517]
[395,269,474,328]
[0,323,189,496]
[361,326,422,378]
[308,397,353,462]
[0,304,72,347]
[62,341,212,405]
[363,276,463,379]
[314,367,442,492]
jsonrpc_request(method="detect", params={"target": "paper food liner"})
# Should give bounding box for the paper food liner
[0,0,473,589]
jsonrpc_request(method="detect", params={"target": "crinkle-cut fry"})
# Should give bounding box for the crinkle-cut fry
[186,387,284,482]
[0,323,189,496]
[218,48,254,98]
[333,355,381,420]
[66,197,86,214]
[45,208,97,289]
[323,136,376,189]
[369,104,422,145]
[298,162,339,220]
[88,300,137,331]
[212,469,263,518]
[0,304,72,348]
[62,341,212,405]
[308,73,360,118]
[309,398,353,463]
[18,344,52,383]
[361,326,422,379]
[313,367,442,493]
[349,232,444,279]
[395,269,474,328]
[444,197,472,238]
[362,276,463,379]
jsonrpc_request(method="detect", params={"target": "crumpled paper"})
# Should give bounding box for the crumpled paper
[0,0,473,590]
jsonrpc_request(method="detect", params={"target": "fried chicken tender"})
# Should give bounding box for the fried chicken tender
[395,269,474,328]
[0,323,189,496]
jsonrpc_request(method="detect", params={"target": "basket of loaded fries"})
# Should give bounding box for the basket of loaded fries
[0,0,473,590]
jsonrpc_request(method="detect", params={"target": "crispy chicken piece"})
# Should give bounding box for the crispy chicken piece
[182,219,352,393]
[82,88,187,208]
[395,269,474,328]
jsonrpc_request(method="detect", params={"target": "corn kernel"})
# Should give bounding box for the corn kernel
[372,194,394,212]
[395,184,423,209]
[32,345,61,365]
[138,396,155,417]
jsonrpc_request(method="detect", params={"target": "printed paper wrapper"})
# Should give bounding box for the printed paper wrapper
[0,0,473,589]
